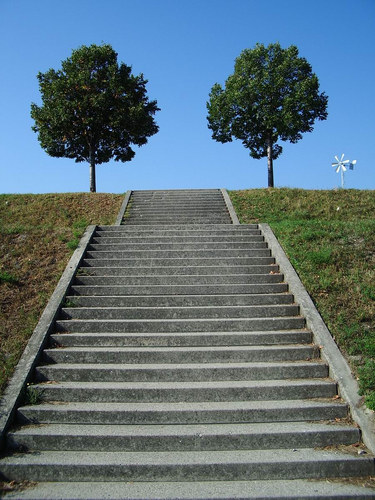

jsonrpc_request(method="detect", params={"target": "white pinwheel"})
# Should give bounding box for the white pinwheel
[332,154,357,188]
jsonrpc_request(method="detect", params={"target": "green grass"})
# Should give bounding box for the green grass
[0,270,19,284]
[66,218,90,250]
[229,188,375,410]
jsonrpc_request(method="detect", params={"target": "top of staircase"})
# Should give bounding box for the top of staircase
[117,189,237,225]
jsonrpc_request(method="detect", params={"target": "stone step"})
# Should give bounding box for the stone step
[69,283,289,296]
[124,213,230,218]
[25,379,337,403]
[5,479,374,499]
[124,208,228,214]
[131,194,225,199]
[129,201,227,206]
[131,193,224,198]
[123,216,232,223]
[130,194,224,198]
[127,208,230,214]
[123,219,232,225]
[96,228,260,237]
[125,213,230,218]
[129,204,228,208]
[131,189,224,196]
[129,201,226,207]
[130,198,224,201]
[1,448,372,482]
[129,193,223,197]
[126,200,226,204]
[96,224,259,231]
[123,213,231,220]
[63,293,293,308]
[36,361,327,383]
[128,200,228,205]
[91,235,265,244]
[60,304,298,320]
[94,231,262,239]
[125,204,227,208]
[129,200,226,205]
[128,205,228,210]
[77,264,280,276]
[17,399,348,426]
[131,189,222,195]
[42,344,317,364]
[128,206,229,213]
[50,329,312,348]
[88,242,268,250]
[7,422,359,453]
[131,193,225,198]
[81,257,277,267]
[130,197,223,201]
[124,212,230,216]
[55,316,305,333]
[72,274,284,286]
[85,248,272,259]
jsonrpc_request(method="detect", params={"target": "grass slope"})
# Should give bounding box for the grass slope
[0,193,123,395]
[229,188,375,410]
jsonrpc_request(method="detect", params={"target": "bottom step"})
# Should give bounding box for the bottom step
[1,449,373,482]
[2,479,375,499]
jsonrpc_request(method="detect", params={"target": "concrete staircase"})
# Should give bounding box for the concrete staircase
[0,189,374,499]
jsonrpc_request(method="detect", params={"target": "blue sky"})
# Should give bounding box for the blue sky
[0,0,374,193]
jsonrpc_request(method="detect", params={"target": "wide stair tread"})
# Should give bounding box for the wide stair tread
[7,422,360,451]
[1,449,373,482]
[16,399,350,425]
[4,480,374,499]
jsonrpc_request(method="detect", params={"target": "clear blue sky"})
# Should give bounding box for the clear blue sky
[0,0,374,193]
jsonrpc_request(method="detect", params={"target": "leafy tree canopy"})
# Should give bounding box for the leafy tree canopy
[207,42,328,187]
[31,44,159,192]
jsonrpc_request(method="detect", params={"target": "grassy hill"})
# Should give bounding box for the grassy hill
[0,189,374,410]
[229,188,375,410]
[0,193,123,395]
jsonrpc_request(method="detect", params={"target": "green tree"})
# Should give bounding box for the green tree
[207,43,328,187]
[31,44,159,192]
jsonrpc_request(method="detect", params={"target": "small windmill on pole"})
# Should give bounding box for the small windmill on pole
[332,154,357,188]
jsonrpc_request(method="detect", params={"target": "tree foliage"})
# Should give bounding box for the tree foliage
[31,44,159,192]
[207,43,328,187]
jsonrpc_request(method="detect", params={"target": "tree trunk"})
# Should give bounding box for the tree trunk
[89,149,96,193]
[266,134,274,188]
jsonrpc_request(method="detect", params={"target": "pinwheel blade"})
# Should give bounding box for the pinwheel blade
[335,156,340,162]
[336,166,341,173]
[341,153,345,161]
[343,159,349,164]
[332,162,338,168]
[342,165,347,172]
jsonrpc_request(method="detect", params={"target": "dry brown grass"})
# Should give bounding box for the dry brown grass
[0,193,123,395]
